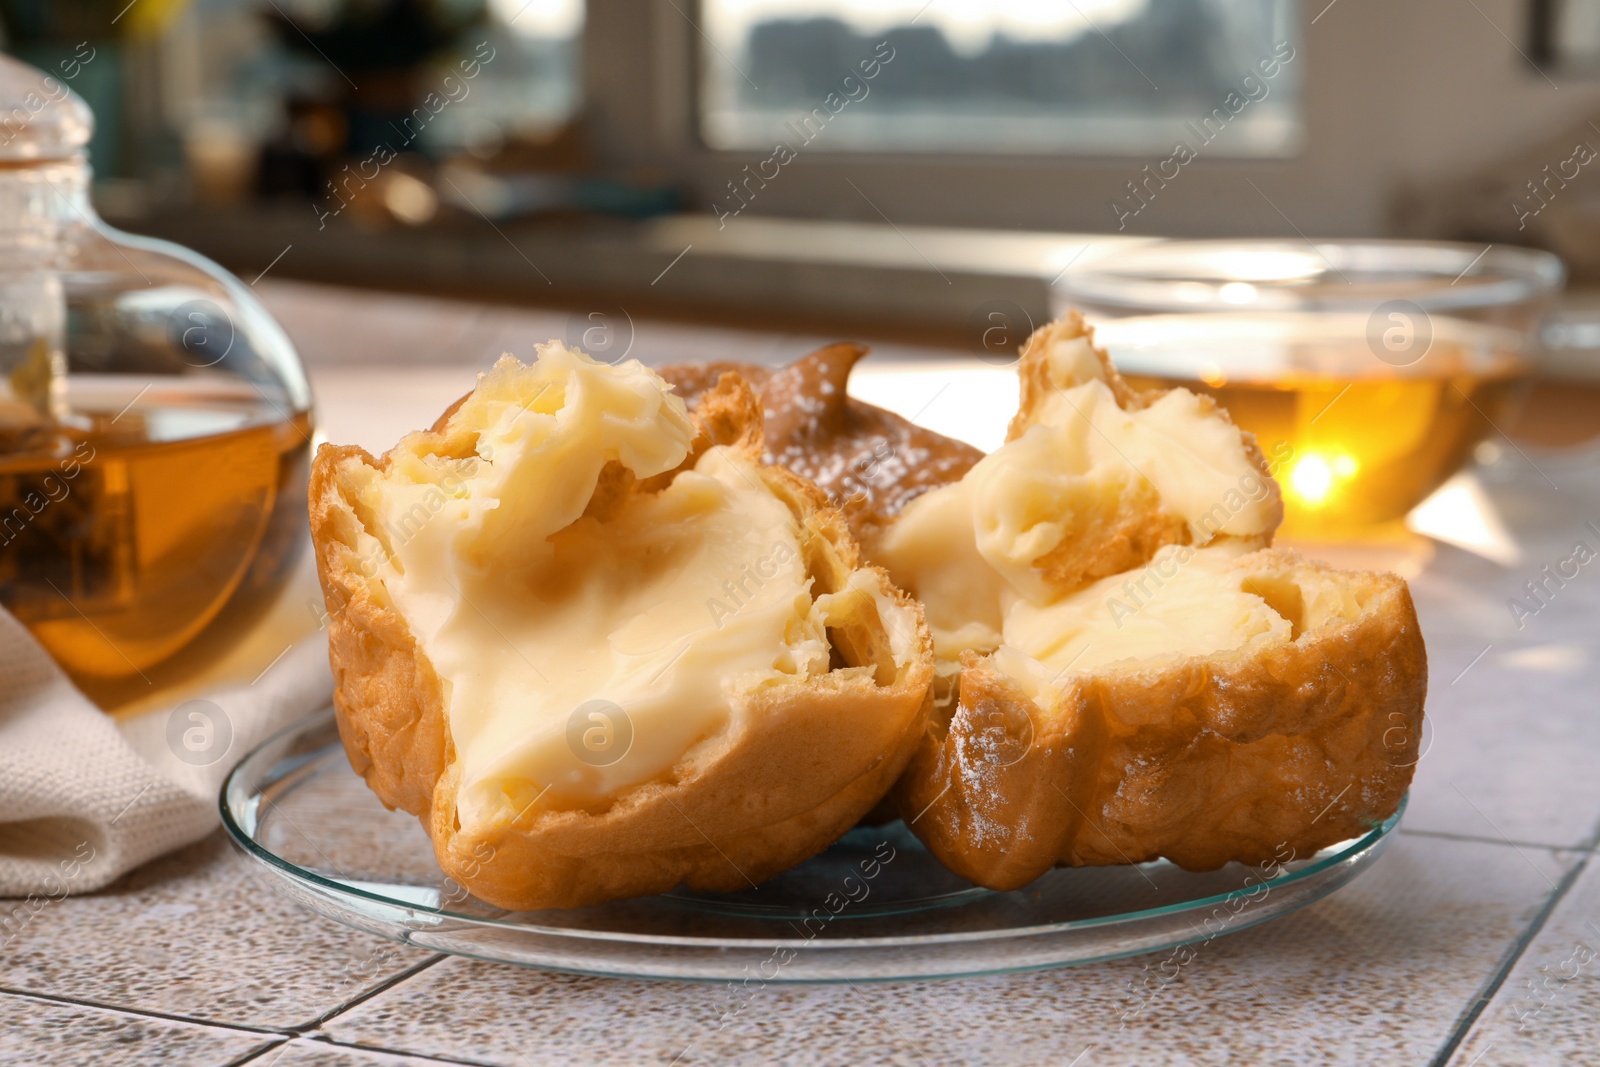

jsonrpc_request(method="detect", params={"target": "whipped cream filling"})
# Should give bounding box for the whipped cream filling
[351,346,837,829]
[997,543,1291,682]
[874,330,1284,684]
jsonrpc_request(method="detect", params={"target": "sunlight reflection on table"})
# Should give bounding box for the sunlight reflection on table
[849,360,1018,453]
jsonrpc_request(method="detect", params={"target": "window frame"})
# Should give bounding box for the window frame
[579,0,1597,241]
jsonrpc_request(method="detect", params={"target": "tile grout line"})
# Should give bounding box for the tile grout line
[221,1037,293,1067]
[1425,817,1600,1067]
[1399,827,1598,853]
[0,984,294,1038]
[295,951,451,1033]
[0,946,446,1045]
[226,1033,497,1067]
[301,1032,512,1067]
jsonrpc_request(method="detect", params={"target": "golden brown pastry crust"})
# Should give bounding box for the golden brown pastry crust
[894,548,1427,890]
[310,372,935,910]
[659,345,985,545]
[1010,310,1145,431]
[1007,312,1283,595]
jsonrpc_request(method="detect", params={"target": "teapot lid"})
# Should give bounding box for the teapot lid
[0,53,93,162]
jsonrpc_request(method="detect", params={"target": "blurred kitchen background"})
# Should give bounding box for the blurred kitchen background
[8,0,1600,358]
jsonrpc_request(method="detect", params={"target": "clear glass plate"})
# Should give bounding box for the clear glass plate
[222,710,1402,982]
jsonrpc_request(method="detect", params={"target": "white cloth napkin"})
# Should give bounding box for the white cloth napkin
[0,608,332,897]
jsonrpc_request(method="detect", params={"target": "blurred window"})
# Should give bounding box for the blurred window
[1531,0,1600,70]
[699,0,1301,156]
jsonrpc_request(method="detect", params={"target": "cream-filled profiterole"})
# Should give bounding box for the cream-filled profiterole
[309,346,933,910]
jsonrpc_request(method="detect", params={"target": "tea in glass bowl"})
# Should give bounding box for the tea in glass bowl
[1057,241,1562,540]
[1100,312,1529,537]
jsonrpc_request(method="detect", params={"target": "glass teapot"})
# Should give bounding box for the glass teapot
[0,54,313,693]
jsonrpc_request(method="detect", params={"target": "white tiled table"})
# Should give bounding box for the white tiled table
[3,280,1597,1066]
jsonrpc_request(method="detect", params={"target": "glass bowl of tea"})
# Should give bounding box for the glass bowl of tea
[1054,240,1564,540]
